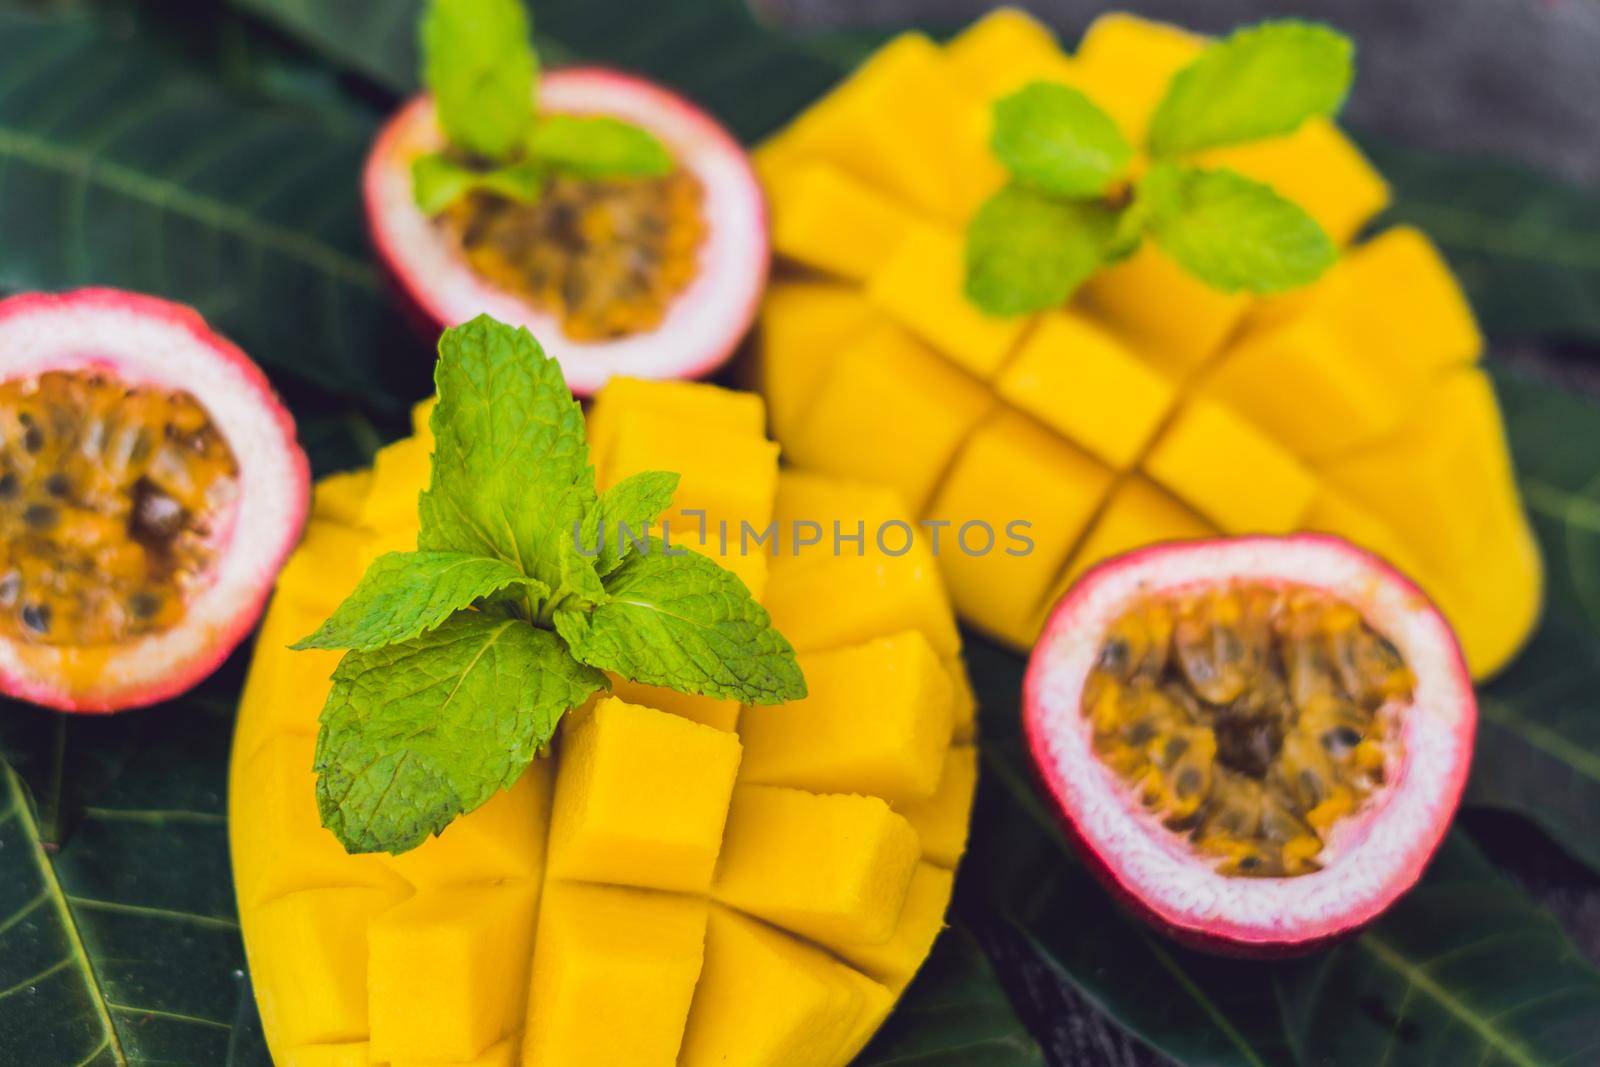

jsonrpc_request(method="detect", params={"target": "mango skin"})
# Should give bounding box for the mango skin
[754,8,1540,679]
[230,384,978,1065]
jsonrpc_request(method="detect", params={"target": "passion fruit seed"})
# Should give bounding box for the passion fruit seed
[0,371,239,646]
[1085,582,1414,878]
[441,160,705,342]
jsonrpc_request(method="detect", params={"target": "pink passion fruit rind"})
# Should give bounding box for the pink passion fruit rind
[363,67,769,396]
[1023,534,1476,955]
[0,289,308,713]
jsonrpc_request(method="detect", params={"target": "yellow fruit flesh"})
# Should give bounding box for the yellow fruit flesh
[755,9,1540,678]
[1086,582,1413,877]
[440,165,704,342]
[0,370,238,649]
[231,379,976,1065]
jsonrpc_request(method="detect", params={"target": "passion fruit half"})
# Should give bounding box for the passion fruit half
[0,289,308,712]
[365,68,767,395]
[1024,535,1475,954]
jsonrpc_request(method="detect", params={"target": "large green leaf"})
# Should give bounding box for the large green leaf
[0,678,246,1066]
[0,8,432,410]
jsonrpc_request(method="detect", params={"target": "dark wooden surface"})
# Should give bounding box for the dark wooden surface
[764,4,1600,1064]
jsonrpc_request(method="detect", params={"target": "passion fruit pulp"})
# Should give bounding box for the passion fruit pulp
[1025,535,1475,954]
[0,289,308,712]
[365,68,768,395]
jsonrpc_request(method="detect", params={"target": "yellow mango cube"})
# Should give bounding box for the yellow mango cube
[367,884,539,1063]
[1144,398,1317,532]
[946,657,978,744]
[588,378,766,478]
[769,469,923,567]
[359,435,430,533]
[764,552,961,659]
[713,785,920,947]
[834,863,955,992]
[275,520,368,613]
[381,760,550,888]
[281,1043,371,1067]
[1303,486,1432,591]
[997,309,1176,468]
[248,886,408,1049]
[523,882,707,1067]
[867,224,1033,380]
[1199,119,1388,246]
[231,735,409,908]
[789,323,993,511]
[232,598,340,759]
[1053,477,1214,596]
[548,696,743,893]
[769,162,914,281]
[680,906,888,1067]
[894,745,980,869]
[1335,227,1482,373]
[608,674,741,732]
[310,468,373,527]
[929,410,1114,646]
[944,7,1078,101]
[740,631,955,803]
[1082,244,1252,371]
[757,281,876,443]
[1069,13,1203,143]
[392,1037,516,1067]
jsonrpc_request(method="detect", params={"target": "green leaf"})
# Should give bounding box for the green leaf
[854,923,1045,1066]
[314,614,603,854]
[1147,19,1353,157]
[554,539,806,704]
[292,551,548,652]
[412,151,545,215]
[0,690,244,1067]
[0,9,432,409]
[990,81,1131,198]
[1141,162,1336,293]
[581,470,681,577]
[419,0,537,162]
[964,184,1117,316]
[528,114,675,180]
[418,316,599,596]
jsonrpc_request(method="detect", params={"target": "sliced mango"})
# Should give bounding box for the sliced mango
[769,162,914,281]
[788,322,992,511]
[1054,477,1215,593]
[367,883,539,1062]
[756,280,876,444]
[714,785,920,947]
[587,377,765,476]
[1068,12,1202,143]
[381,761,550,888]
[764,550,961,659]
[1082,245,1250,371]
[740,630,954,803]
[946,657,979,744]
[281,1042,371,1067]
[1144,398,1318,533]
[679,906,889,1067]
[868,223,1032,379]
[608,675,741,732]
[894,745,979,869]
[944,7,1079,101]
[834,862,955,992]
[523,882,707,1067]
[929,409,1114,645]
[548,696,742,893]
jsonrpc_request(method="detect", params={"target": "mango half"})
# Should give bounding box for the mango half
[754,9,1541,678]
[229,381,977,1066]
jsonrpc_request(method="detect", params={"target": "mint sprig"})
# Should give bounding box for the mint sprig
[965,19,1350,315]
[299,315,806,855]
[412,0,673,215]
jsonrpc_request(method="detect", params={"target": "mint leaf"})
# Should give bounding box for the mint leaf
[581,470,680,577]
[554,540,805,704]
[419,316,598,597]
[420,0,537,162]
[314,614,604,854]
[1140,162,1336,293]
[1147,20,1353,157]
[293,551,548,652]
[991,81,1131,198]
[965,184,1117,316]
[412,152,545,215]
[528,115,674,180]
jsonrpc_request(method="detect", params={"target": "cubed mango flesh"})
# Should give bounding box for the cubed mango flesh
[366,883,538,1062]
[1082,245,1250,371]
[381,760,550,888]
[769,162,914,281]
[1144,398,1318,533]
[1068,12,1202,143]
[894,745,980,869]
[868,223,1032,379]
[523,883,707,1067]
[788,322,993,511]
[929,409,1114,645]
[756,280,876,444]
[740,630,954,803]
[1052,477,1215,597]
[834,862,955,992]
[679,906,889,1067]
[548,696,742,893]
[608,674,741,732]
[587,377,765,476]
[280,1043,371,1067]
[946,657,979,744]
[764,551,961,659]
[944,7,1079,101]
[714,785,921,947]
